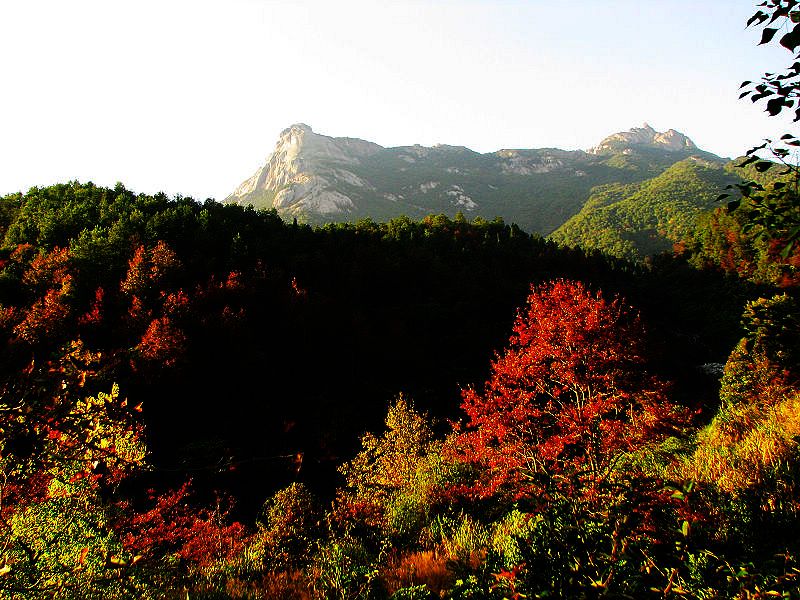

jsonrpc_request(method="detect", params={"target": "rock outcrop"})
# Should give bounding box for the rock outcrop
[588,123,696,154]
[225,124,382,216]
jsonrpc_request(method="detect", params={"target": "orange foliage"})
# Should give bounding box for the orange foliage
[0,305,17,331]
[162,289,191,318]
[9,243,35,264]
[135,316,186,366]
[22,247,71,289]
[121,241,181,296]
[78,287,104,326]
[14,283,72,344]
[380,550,453,596]
[149,240,180,281]
[225,270,242,291]
[120,245,148,296]
[127,294,151,324]
[290,277,307,299]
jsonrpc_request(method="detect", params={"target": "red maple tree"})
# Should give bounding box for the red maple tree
[455,279,680,500]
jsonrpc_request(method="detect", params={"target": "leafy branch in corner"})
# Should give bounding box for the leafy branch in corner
[719,1,800,256]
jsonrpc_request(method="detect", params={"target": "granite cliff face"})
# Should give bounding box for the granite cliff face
[225,123,718,234]
[227,124,382,216]
[588,123,697,155]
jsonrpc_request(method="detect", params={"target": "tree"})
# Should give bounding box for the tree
[723,1,800,254]
[0,341,245,598]
[691,294,800,493]
[337,395,450,542]
[455,280,680,500]
[452,281,690,598]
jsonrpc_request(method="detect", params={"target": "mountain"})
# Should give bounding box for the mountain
[588,123,697,155]
[550,158,741,261]
[224,123,726,237]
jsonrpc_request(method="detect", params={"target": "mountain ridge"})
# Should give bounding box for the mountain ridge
[224,123,726,238]
[550,156,740,261]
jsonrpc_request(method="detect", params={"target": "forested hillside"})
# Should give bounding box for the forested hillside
[0,177,797,598]
[550,158,739,260]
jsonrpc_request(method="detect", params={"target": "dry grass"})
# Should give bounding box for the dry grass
[380,549,454,597]
[221,570,312,599]
[691,388,800,493]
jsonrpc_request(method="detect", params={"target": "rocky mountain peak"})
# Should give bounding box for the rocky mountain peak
[225,125,384,216]
[589,123,696,154]
[224,123,716,231]
[285,122,313,133]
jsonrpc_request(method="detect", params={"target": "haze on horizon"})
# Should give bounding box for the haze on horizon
[1,0,796,202]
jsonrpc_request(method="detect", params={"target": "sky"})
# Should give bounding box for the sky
[1,0,797,201]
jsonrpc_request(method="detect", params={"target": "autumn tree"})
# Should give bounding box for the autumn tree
[10,247,76,346]
[120,241,180,298]
[445,281,693,597]
[337,396,450,542]
[456,279,681,501]
[239,482,321,573]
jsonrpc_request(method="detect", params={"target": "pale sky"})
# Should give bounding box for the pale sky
[1,0,797,201]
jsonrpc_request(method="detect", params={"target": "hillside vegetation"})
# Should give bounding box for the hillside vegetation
[0,179,798,598]
[551,158,740,260]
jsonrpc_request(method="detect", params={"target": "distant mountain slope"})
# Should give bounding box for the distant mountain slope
[550,157,740,261]
[224,123,723,235]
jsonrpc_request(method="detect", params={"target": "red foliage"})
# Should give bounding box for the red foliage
[22,247,71,289]
[768,238,800,288]
[13,284,72,343]
[127,294,151,324]
[224,270,242,291]
[78,287,105,326]
[290,277,307,299]
[0,473,52,523]
[135,316,186,366]
[328,490,387,534]
[119,483,246,569]
[161,289,191,318]
[121,241,181,297]
[455,280,680,500]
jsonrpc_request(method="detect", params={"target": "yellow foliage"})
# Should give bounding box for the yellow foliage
[689,340,800,494]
